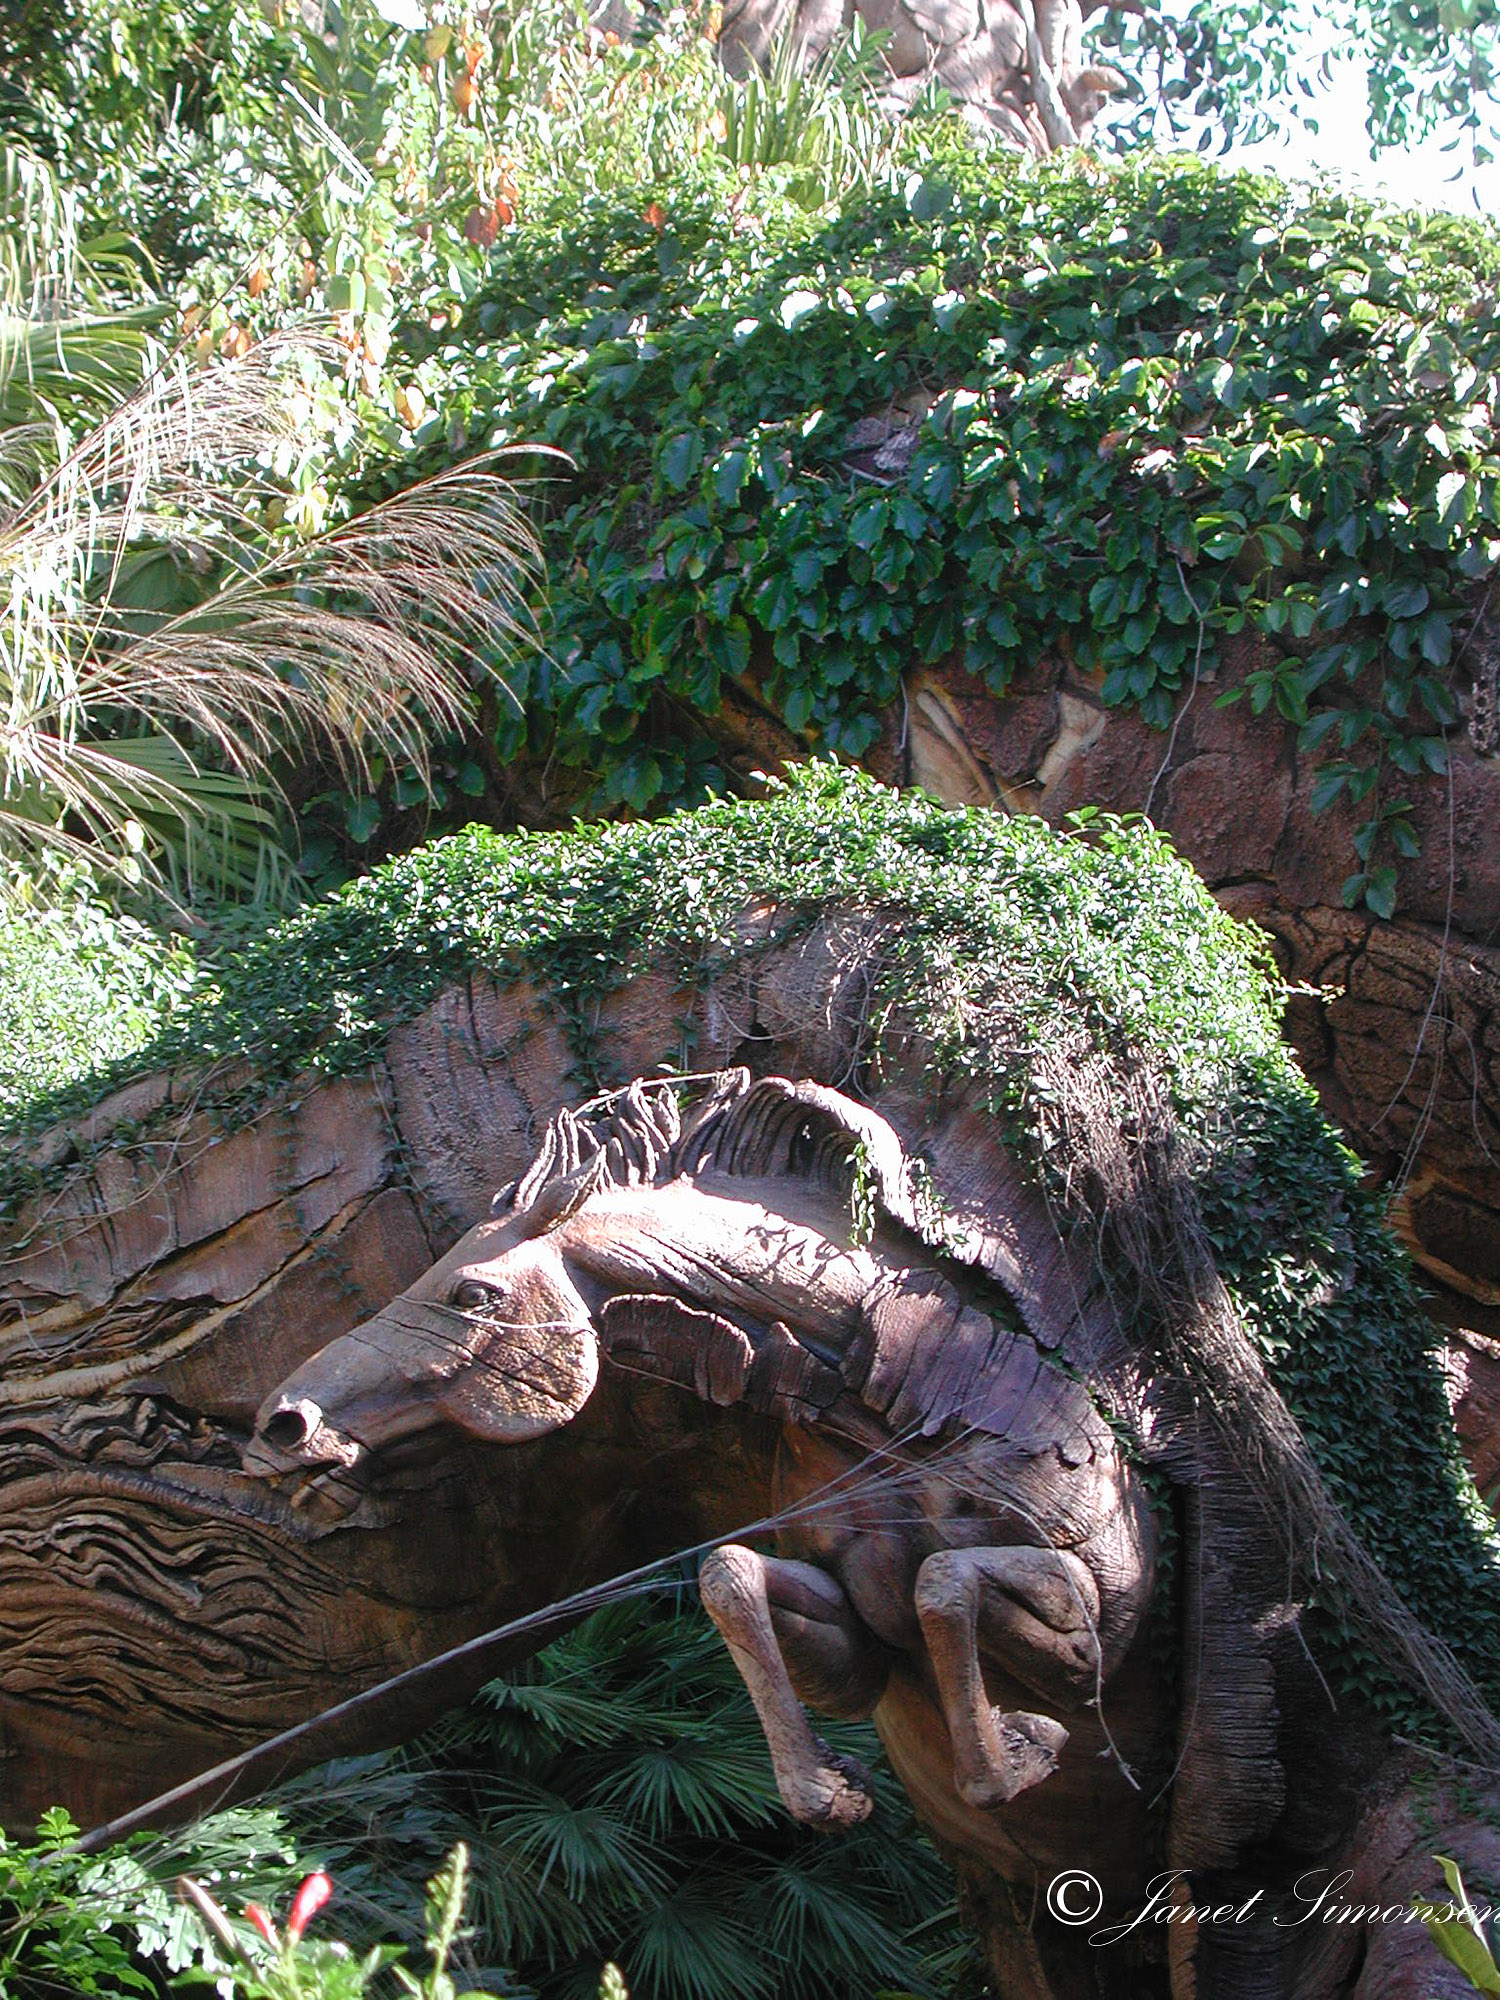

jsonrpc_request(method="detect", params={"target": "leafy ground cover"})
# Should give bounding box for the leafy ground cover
[411,143,1498,916]
[0,872,196,1122]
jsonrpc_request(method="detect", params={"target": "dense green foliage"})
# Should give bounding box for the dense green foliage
[411,144,1494,914]
[5,3,1499,1986]
[7,768,1494,1745]
[8,1,1496,911]
[0,875,196,1121]
[0,1802,309,1996]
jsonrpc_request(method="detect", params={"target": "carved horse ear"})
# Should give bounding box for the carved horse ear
[499,1105,607,1232]
[515,1147,608,1237]
[679,1074,926,1239]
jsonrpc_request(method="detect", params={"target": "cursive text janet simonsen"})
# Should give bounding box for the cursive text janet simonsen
[1081,1868,1494,1947]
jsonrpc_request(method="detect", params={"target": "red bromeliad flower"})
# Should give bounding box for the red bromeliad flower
[286,1871,334,1944]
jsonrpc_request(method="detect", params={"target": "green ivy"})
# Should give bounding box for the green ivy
[6,767,1495,1745]
[390,145,1499,912]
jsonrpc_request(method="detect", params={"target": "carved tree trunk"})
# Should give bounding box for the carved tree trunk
[3,907,1499,2000]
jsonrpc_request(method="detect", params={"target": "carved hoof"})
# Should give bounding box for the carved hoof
[958,1709,1069,1809]
[781,1738,877,1830]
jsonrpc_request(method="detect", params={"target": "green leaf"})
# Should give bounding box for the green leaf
[1363,866,1398,919]
[326,270,366,314]
[1299,711,1344,752]
[345,797,382,843]
[1419,611,1452,665]
[715,450,750,505]
[849,498,888,551]
[753,573,798,630]
[779,290,821,330]
[661,431,704,491]
[708,616,751,678]
[1435,470,1472,529]
[1424,1919,1500,1994]
[1383,579,1429,619]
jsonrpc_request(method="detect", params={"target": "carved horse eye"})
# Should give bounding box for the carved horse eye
[451,1279,496,1312]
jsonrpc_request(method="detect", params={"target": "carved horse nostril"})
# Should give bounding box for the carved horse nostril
[262,1404,315,1452]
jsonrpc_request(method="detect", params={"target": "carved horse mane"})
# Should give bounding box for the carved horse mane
[501,1068,924,1241]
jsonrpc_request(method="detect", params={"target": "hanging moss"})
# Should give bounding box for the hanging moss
[4,766,1495,1743]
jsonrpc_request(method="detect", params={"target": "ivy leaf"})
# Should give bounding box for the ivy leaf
[850,499,889,551]
[714,450,750,505]
[1436,470,1472,529]
[752,573,798,630]
[707,616,751,678]
[325,271,366,314]
[1363,866,1398,919]
[1419,611,1452,665]
[1309,767,1350,813]
[1383,578,1429,618]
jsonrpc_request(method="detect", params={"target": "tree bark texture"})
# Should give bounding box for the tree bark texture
[3,917,1499,1998]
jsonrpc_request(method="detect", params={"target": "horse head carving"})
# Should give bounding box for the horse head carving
[247,1070,1162,1878]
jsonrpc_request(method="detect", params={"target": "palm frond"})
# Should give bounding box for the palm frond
[464,1838,602,1968]
[479,1680,661,1753]
[618,1882,771,2000]
[261,1589,971,1999]
[586,1727,781,1839]
[0,143,159,436]
[755,1853,920,1980]
[471,1781,673,1905]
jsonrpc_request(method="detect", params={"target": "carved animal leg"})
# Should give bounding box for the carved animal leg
[700,1545,883,1829]
[914,1546,1101,1811]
